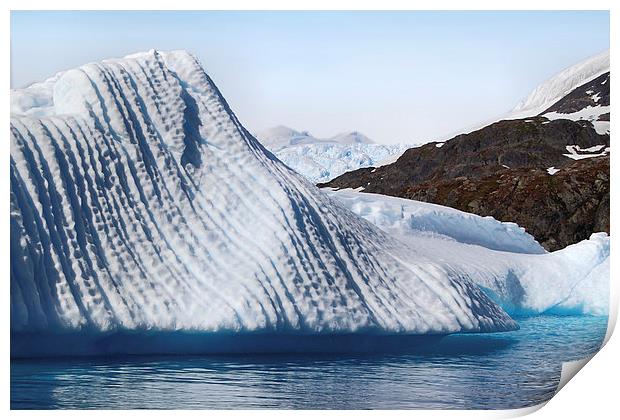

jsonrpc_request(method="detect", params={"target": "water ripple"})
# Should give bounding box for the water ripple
[11,315,607,409]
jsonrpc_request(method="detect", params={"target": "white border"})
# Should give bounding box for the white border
[3,1,617,419]
[2,0,616,10]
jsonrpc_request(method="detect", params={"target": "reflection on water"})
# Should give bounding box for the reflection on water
[11,316,608,409]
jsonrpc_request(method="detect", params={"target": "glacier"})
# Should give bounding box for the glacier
[255,126,411,183]
[10,50,517,357]
[328,189,609,317]
[268,142,411,183]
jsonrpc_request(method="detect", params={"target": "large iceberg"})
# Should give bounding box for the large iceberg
[328,189,609,317]
[10,50,516,356]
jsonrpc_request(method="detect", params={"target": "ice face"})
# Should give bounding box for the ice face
[10,50,516,340]
[328,189,609,316]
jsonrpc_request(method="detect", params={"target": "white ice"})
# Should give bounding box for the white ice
[10,50,516,338]
[256,126,375,152]
[327,189,609,317]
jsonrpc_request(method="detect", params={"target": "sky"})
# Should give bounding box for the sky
[11,11,609,144]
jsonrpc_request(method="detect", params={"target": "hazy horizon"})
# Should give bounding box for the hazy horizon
[11,10,609,144]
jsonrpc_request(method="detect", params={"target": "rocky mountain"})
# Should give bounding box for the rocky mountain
[321,51,610,251]
[255,126,411,183]
[400,155,609,251]
[543,72,609,115]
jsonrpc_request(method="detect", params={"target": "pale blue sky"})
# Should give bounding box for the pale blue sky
[11,11,609,144]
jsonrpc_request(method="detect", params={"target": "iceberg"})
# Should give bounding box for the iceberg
[328,189,609,317]
[10,50,516,357]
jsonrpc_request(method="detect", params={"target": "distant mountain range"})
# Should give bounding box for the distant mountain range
[256,126,375,151]
[321,50,610,251]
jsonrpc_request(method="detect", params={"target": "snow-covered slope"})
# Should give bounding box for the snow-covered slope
[255,126,410,183]
[10,50,516,356]
[328,189,609,317]
[512,49,610,118]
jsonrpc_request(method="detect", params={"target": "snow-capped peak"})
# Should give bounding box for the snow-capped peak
[512,49,610,116]
[253,125,316,151]
[255,126,375,152]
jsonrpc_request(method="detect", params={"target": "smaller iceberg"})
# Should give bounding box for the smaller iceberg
[328,189,609,317]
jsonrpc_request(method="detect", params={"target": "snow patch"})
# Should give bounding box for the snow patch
[543,105,610,135]
[563,145,609,160]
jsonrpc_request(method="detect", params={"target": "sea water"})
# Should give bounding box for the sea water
[11,315,608,409]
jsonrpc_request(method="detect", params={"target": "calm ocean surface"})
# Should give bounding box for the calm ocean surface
[11,315,608,409]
